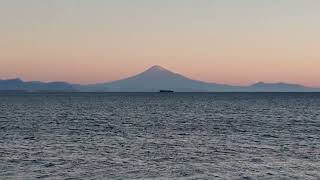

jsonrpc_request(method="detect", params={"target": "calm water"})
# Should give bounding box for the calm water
[0,93,320,179]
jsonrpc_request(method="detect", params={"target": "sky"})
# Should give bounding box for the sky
[0,0,319,87]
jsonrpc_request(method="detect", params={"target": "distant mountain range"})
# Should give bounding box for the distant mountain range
[1,65,319,92]
[0,78,75,92]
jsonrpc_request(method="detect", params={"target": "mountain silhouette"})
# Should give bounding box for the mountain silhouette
[1,66,319,92]
[247,82,312,92]
[0,78,76,92]
[89,65,234,92]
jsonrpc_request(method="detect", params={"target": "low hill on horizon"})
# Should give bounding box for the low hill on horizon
[0,78,76,92]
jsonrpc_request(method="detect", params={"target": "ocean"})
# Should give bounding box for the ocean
[0,93,319,179]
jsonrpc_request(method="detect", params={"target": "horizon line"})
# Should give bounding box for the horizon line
[1,65,319,88]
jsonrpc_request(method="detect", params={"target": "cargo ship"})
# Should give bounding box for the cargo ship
[159,90,174,93]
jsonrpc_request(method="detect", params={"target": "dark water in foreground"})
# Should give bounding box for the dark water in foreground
[0,93,319,179]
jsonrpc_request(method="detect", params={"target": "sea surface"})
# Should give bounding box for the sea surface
[0,93,319,179]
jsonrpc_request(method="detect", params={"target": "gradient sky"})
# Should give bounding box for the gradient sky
[0,0,319,86]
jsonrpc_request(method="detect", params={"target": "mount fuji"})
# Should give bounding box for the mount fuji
[85,65,234,92]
